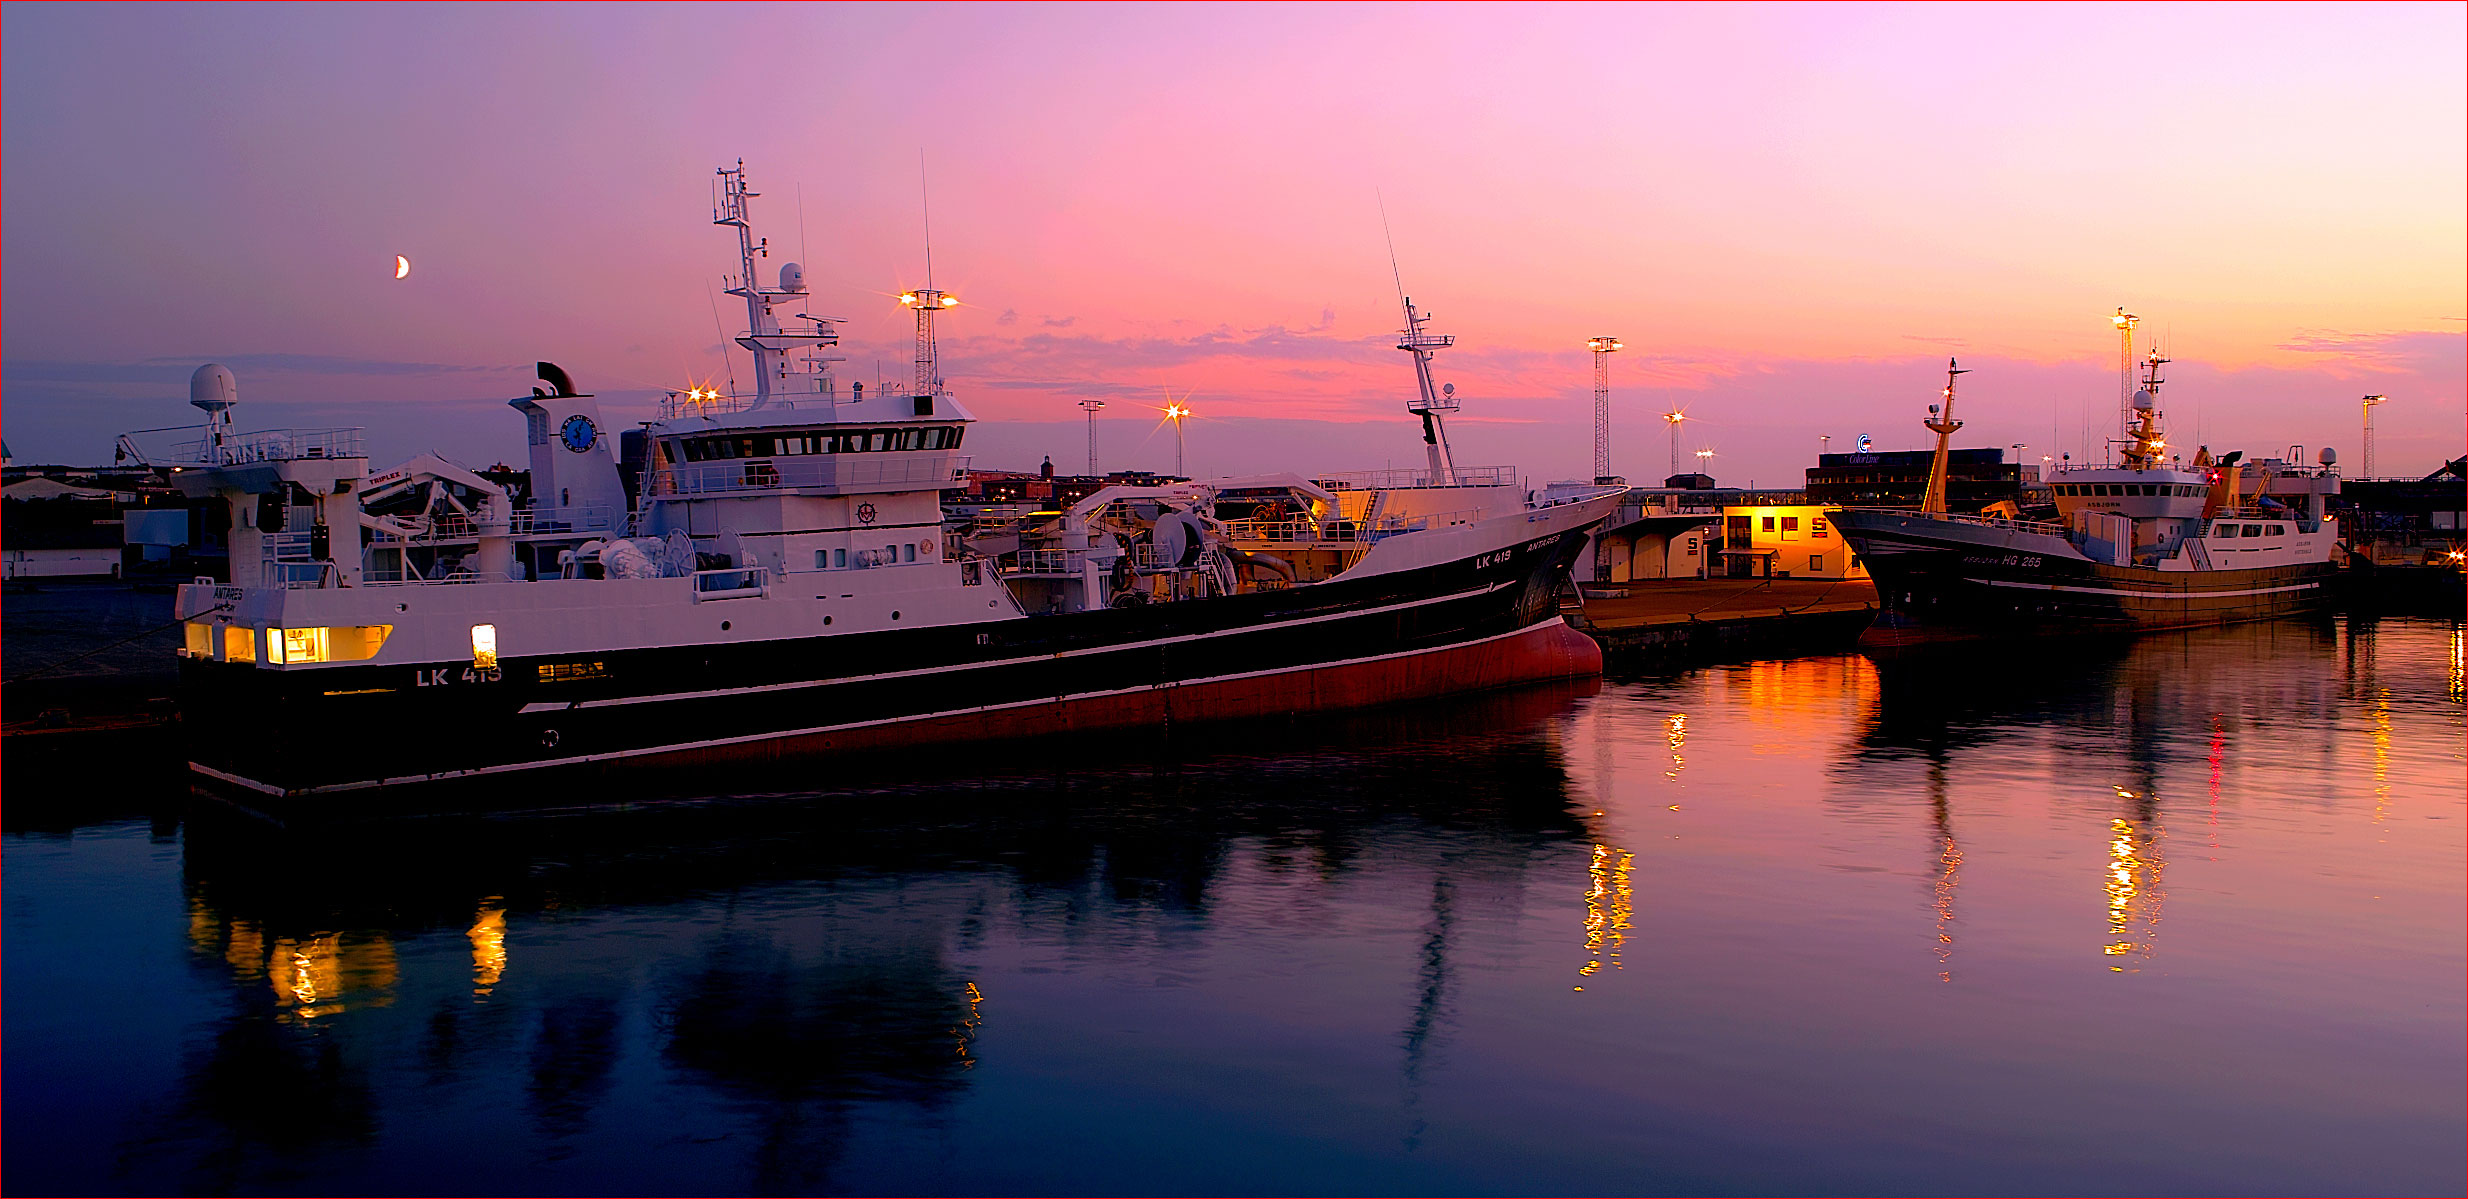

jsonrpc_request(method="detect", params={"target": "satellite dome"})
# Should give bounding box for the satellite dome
[2318,446,2338,466]
[2132,389,2155,410]
[189,363,237,413]
[779,262,806,293]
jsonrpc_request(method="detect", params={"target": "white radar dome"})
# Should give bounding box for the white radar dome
[189,363,238,413]
[779,262,806,292]
[2132,389,2155,410]
[2319,447,2338,466]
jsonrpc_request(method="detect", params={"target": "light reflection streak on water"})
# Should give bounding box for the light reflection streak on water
[2103,800,2167,971]
[1664,713,1685,780]
[2372,687,2393,824]
[469,898,507,998]
[2221,715,2240,858]
[2451,625,2464,702]
[955,981,985,1067]
[1931,797,1961,983]
[1577,842,1633,985]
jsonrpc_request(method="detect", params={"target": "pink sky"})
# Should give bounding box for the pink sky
[5,4,2461,483]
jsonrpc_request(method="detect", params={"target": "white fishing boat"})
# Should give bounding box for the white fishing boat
[142,162,1620,799]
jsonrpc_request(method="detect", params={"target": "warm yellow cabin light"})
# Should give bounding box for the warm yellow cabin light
[471,624,498,669]
[224,625,257,662]
[267,629,287,664]
[184,621,214,658]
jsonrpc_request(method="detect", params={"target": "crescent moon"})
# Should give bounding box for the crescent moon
[394,255,410,280]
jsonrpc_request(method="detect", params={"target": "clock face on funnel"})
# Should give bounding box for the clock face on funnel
[560,415,599,454]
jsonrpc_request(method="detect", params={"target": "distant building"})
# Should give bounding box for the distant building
[1805,448,2037,511]
[2334,456,2467,566]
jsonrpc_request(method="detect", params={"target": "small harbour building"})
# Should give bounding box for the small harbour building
[1718,504,1867,580]
[1579,474,1808,587]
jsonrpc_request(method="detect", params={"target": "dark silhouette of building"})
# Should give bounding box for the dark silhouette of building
[1805,448,2036,510]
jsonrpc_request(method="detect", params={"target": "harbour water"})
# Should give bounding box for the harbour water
[5,614,2461,1195]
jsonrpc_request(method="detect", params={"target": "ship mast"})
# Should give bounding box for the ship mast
[1398,297,1459,484]
[714,161,842,411]
[1920,357,1968,514]
[2120,346,2169,470]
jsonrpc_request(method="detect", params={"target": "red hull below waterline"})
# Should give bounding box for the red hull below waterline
[649,616,1604,772]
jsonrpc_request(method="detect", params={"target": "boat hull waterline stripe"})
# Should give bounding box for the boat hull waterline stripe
[1979,579,2320,599]
[515,578,1515,714]
[195,614,1576,797]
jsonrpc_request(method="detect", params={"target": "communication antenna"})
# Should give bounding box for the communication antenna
[1589,337,1623,484]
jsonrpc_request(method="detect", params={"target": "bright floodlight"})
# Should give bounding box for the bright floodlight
[1589,337,1622,353]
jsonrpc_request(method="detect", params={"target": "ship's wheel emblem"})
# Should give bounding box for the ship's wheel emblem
[855,502,878,525]
[559,414,599,454]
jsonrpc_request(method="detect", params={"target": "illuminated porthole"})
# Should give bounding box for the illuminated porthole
[471,624,498,669]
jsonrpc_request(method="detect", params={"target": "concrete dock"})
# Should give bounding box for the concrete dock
[1567,578,1879,664]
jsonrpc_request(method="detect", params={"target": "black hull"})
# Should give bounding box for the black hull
[183,526,1597,796]
[1845,523,2339,646]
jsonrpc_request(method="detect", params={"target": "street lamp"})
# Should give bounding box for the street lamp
[1165,403,1192,476]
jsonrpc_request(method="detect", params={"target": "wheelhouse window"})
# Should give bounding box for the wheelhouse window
[679,425,963,461]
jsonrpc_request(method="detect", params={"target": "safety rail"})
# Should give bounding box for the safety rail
[511,505,620,536]
[1134,544,1220,571]
[1840,507,2070,538]
[1361,508,1487,542]
[690,566,770,600]
[1008,548,1084,575]
[177,427,366,465]
[1220,517,1355,544]
[1318,465,1516,490]
[647,454,970,496]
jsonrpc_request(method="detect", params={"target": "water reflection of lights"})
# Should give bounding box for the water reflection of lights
[267,933,398,1020]
[2102,816,2167,971]
[1577,842,1634,986]
[955,981,985,1067]
[1931,826,1961,983]
[1664,713,1686,779]
[2371,687,2393,825]
[2450,626,2464,701]
[2208,717,2224,857]
[469,899,507,998]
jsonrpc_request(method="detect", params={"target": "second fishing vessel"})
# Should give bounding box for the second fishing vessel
[1836,344,2346,645]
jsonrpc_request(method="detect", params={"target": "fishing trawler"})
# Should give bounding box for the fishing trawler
[142,163,1620,800]
[1835,344,2346,645]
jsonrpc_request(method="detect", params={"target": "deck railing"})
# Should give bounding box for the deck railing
[1317,465,1516,491]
